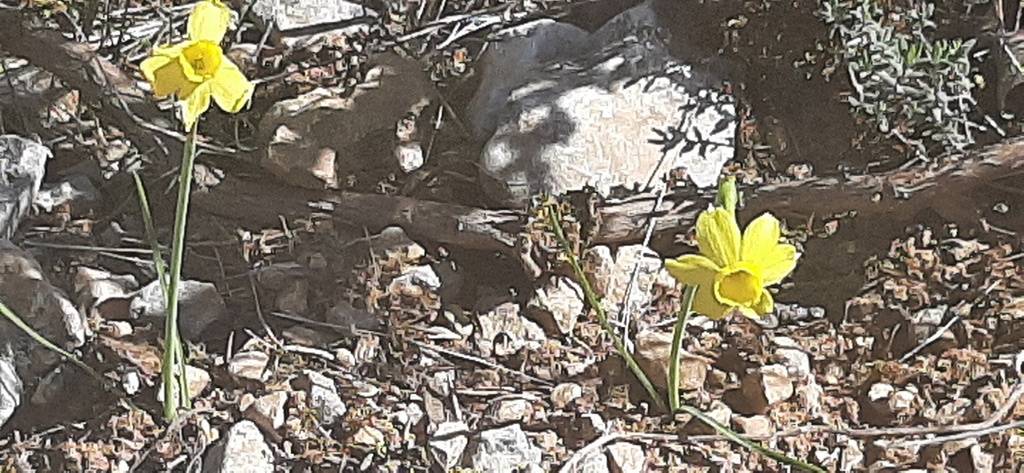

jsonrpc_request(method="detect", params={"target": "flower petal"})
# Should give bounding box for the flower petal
[181,82,212,130]
[209,60,253,113]
[664,254,730,320]
[741,213,781,262]
[188,0,232,43]
[742,213,797,285]
[759,243,798,286]
[141,44,191,97]
[697,207,741,267]
[665,254,719,285]
[751,289,774,316]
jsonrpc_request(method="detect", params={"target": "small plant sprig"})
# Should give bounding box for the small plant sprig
[135,0,254,420]
[818,0,979,159]
[545,179,822,472]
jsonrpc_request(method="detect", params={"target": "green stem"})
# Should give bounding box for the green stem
[546,203,667,411]
[131,172,168,291]
[679,405,826,473]
[162,124,198,420]
[668,285,697,412]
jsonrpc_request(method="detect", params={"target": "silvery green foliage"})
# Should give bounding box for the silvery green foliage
[819,0,981,158]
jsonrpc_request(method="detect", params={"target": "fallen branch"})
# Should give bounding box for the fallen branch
[188,134,1024,256]
[0,7,175,157]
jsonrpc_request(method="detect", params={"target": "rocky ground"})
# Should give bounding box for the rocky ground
[0,0,1023,471]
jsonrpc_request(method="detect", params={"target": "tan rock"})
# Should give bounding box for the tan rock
[550,382,583,410]
[732,415,773,438]
[634,329,708,391]
[242,391,288,431]
[606,442,645,473]
[260,54,432,189]
[157,365,210,402]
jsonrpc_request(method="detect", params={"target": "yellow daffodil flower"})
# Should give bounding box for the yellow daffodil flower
[665,208,798,319]
[140,0,253,129]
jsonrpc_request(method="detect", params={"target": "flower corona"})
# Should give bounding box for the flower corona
[665,207,798,319]
[140,0,253,129]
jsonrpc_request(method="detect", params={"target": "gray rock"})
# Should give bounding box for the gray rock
[606,245,674,322]
[157,365,210,401]
[684,400,731,435]
[474,5,735,206]
[120,369,141,396]
[129,279,226,338]
[582,245,615,296]
[527,275,584,335]
[606,442,645,473]
[578,449,610,473]
[73,266,137,320]
[0,353,22,427]
[737,364,794,414]
[259,53,432,189]
[772,337,811,381]
[389,264,442,296]
[203,420,274,473]
[0,64,62,121]
[0,136,50,239]
[480,38,734,205]
[550,382,582,410]
[470,424,543,473]
[759,364,795,405]
[489,397,532,424]
[242,391,288,431]
[634,329,708,391]
[0,240,88,372]
[293,370,347,426]
[733,415,773,438]
[589,0,661,47]
[467,19,589,139]
[228,351,270,383]
[429,421,469,470]
[34,174,100,213]
[475,302,546,358]
[352,425,385,447]
[252,0,377,31]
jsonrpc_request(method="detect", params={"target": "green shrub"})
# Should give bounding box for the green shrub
[819,0,980,159]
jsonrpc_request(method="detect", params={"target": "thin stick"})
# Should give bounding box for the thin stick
[22,240,156,255]
[898,314,961,362]
[132,172,168,288]
[410,340,553,387]
[248,273,281,346]
[618,186,668,343]
[890,420,1024,448]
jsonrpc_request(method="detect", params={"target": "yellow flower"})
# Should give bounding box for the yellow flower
[140,0,252,129]
[665,208,798,319]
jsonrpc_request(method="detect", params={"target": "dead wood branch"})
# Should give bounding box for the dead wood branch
[190,136,1024,254]
[0,8,174,157]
